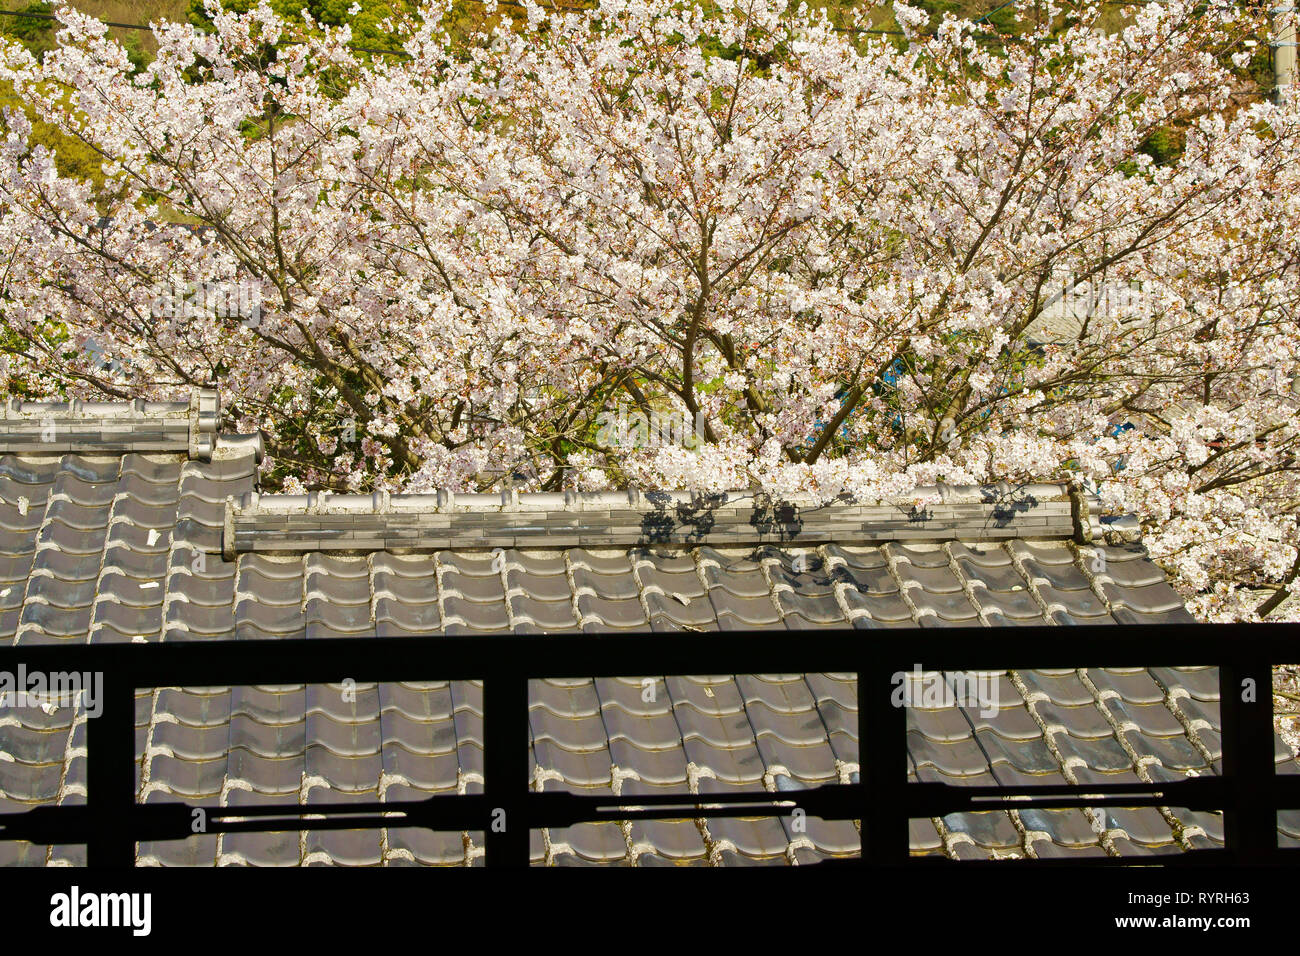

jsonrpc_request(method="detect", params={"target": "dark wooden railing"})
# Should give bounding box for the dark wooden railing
[0,623,1296,866]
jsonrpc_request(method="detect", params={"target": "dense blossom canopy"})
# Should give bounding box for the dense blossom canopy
[0,0,1297,621]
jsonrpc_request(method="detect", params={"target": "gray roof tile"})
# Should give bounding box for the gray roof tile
[824,544,888,570]
[94,602,164,642]
[549,821,628,863]
[1151,666,1220,700]
[1110,838,1188,857]
[895,562,964,593]
[1088,667,1168,705]
[531,709,611,752]
[735,675,817,713]
[1099,580,1188,613]
[966,700,1042,740]
[19,602,93,639]
[443,595,510,631]
[1052,732,1135,773]
[1018,670,1096,706]
[230,714,306,757]
[375,610,443,638]
[774,590,845,624]
[766,561,835,596]
[989,763,1070,787]
[531,678,600,717]
[908,705,975,742]
[645,590,717,628]
[942,810,1022,850]
[601,706,679,751]
[305,747,382,792]
[166,601,235,639]
[1035,701,1114,738]
[701,564,770,598]
[1029,839,1109,859]
[152,722,231,761]
[908,731,995,778]
[532,740,613,787]
[0,760,62,802]
[755,738,840,785]
[1020,555,1093,591]
[156,688,231,726]
[1010,540,1076,565]
[138,834,218,867]
[841,588,914,623]
[577,593,647,628]
[1103,806,1178,846]
[832,562,898,594]
[707,815,790,861]
[440,568,505,603]
[1017,808,1099,847]
[235,600,308,639]
[219,812,302,863]
[891,544,953,569]
[511,595,579,629]
[1093,547,1169,587]
[978,731,1061,775]
[506,569,571,603]
[1105,697,1186,737]
[629,819,707,861]
[143,754,227,798]
[1121,730,1210,772]
[960,560,1030,592]
[571,565,640,600]
[306,683,380,723]
[1035,584,1109,617]
[1110,606,1197,626]
[910,589,981,622]
[684,740,765,785]
[610,743,689,785]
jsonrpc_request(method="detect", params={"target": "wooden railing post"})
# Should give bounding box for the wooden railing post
[861,653,909,864]
[85,675,137,867]
[1220,657,1279,862]
[483,674,531,867]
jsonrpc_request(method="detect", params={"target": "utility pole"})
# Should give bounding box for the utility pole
[1275,4,1296,104]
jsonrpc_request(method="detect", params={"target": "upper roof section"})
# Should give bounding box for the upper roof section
[0,388,223,460]
[0,388,1193,643]
[0,389,1140,558]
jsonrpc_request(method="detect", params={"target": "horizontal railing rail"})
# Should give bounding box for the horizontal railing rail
[0,622,1296,866]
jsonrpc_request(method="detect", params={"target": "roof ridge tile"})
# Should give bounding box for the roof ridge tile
[223,483,1113,557]
[0,389,221,461]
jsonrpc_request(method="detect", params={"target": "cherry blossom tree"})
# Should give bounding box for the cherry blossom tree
[0,0,1297,621]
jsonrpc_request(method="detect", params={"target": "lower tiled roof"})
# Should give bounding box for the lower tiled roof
[0,403,1295,865]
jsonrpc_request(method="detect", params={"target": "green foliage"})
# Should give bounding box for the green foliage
[122,30,151,73]
[1139,126,1186,167]
[0,80,106,186]
[982,5,1021,36]
[1240,39,1274,97]
[188,0,413,49]
[0,3,143,186]
[1,1,56,59]
[914,0,1023,36]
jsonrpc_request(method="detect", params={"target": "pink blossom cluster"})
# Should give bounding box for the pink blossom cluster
[0,0,1297,620]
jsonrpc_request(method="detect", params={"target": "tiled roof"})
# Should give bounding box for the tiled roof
[0,390,1296,866]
